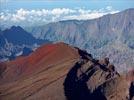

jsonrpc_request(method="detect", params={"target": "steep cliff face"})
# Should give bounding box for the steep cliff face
[0,42,133,100]
[28,9,134,44]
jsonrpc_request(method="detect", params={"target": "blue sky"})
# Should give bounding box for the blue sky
[1,0,134,11]
[0,0,134,28]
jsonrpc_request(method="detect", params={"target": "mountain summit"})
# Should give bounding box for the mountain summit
[0,42,133,100]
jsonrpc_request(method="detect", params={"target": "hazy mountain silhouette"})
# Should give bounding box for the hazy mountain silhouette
[2,26,48,45]
[27,9,134,49]
[0,26,50,61]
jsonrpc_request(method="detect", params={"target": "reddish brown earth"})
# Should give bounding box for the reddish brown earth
[0,42,133,100]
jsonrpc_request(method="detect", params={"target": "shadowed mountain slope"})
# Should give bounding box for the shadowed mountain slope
[0,26,50,61]
[0,42,133,100]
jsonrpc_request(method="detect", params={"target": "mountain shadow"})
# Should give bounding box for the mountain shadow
[63,61,107,100]
[129,82,134,100]
[0,63,6,78]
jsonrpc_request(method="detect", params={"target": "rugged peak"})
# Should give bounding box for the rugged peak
[64,51,133,100]
[0,42,133,100]
[10,26,22,30]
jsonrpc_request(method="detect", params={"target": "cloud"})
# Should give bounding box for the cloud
[106,6,112,11]
[0,6,119,27]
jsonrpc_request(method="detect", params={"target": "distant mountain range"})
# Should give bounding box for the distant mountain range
[0,8,133,72]
[26,8,134,49]
[25,8,134,72]
[0,26,50,61]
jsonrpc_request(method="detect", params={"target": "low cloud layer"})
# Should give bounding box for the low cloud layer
[0,6,119,28]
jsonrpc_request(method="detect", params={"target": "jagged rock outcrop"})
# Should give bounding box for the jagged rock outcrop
[64,49,133,100]
[0,42,133,100]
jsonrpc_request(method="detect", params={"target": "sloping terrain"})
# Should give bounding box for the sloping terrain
[0,42,133,100]
[0,42,80,100]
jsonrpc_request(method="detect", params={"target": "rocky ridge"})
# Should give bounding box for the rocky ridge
[0,42,133,100]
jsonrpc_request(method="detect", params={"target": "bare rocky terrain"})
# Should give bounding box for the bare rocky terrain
[0,42,133,100]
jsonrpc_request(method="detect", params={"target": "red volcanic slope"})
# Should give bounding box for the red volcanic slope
[0,42,133,100]
[0,42,80,100]
[0,42,80,84]
[127,70,134,81]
